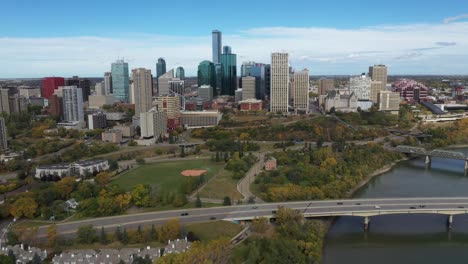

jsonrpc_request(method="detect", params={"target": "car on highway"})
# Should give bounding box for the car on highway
[409,206,417,209]
[272,210,277,214]
[458,206,464,208]
[180,212,189,216]
[355,203,361,205]
[418,205,426,208]
[337,202,343,205]
[374,205,381,209]
[210,216,216,220]
[252,206,258,209]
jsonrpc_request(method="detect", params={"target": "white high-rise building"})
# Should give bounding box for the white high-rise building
[293,69,310,113]
[132,68,153,116]
[349,74,371,101]
[62,86,84,123]
[140,108,167,140]
[242,76,256,100]
[104,72,112,95]
[270,53,289,113]
[157,69,174,96]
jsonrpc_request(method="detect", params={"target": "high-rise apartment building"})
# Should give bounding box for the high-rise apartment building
[140,108,167,140]
[157,69,174,96]
[378,91,400,113]
[318,78,334,95]
[221,46,237,96]
[132,68,153,116]
[88,113,107,130]
[370,81,383,103]
[111,60,129,103]
[294,69,310,113]
[369,65,388,91]
[157,96,181,130]
[176,67,185,80]
[62,86,84,123]
[104,72,113,95]
[0,117,7,151]
[42,77,65,99]
[169,79,184,96]
[270,53,289,113]
[156,58,167,78]
[198,61,217,97]
[66,76,91,102]
[349,74,371,101]
[0,88,14,114]
[241,76,256,100]
[212,30,222,64]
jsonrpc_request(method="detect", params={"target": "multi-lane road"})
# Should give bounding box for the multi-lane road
[36,197,468,237]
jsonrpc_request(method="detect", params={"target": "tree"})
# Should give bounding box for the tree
[10,197,38,219]
[195,195,202,208]
[131,184,151,207]
[6,229,19,245]
[180,147,185,158]
[158,219,181,243]
[114,226,123,242]
[223,196,232,206]
[215,152,220,162]
[122,228,129,244]
[251,217,269,233]
[96,171,112,186]
[47,224,58,247]
[100,227,108,245]
[136,158,146,165]
[55,177,77,199]
[316,137,324,148]
[77,225,97,244]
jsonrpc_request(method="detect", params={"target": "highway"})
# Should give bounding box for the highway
[36,197,468,237]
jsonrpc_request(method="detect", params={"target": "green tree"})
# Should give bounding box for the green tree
[77,225,97,244]
[195,195,202,208]
[100,227,108,245]
[131,184,151,207]
[122,228,129,244]
[223,196,232,206]
[10,197,38,219]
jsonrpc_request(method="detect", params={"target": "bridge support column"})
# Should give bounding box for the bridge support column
[363,216,370,231]
[464,160,468,175]
[425,155,432,169]
[447,215,453,229]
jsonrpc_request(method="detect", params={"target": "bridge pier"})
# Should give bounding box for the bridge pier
[464,160,468,175]
[425,155,432,169]
[447,215,453,229]
[363,216,370,231]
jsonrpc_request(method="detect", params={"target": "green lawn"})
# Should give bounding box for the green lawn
[112,160,225,192]
[186,221,244,241]
[199,170,243,201]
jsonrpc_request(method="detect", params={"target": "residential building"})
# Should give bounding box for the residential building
[378,91,401,113]
[140,107,167,140]
[157,96,181,130]
[111,59,130,102]
[212,30,222,64]
[241,62,268,100]
[157,69,174,96]
[105,112,127,121]
[318,78,334,95]
[114,125,135,137]
[392,79,428,102]
[239,99,263,111]
[48,94,63,118]
[66,76,91,102]
[156,57,167,78]
[270,53,289,113]
[101,129,123,144]
[176,66,185,80]
[0,117,7,151]
[95,81,105,95]
[180,111,222,128]
[0,88,13,113]
[349,74,371,101]
[198,61,217,97]
[235,89,243,102]
[29,97,46,107]
[369,64,388,91]
[242,76,256,100]
[88,95,115,109]
[221,46,237,96]
[104,72,113,95]
[0,244,47,263]
[42,77,65,99]
[265,157,277,171]
[35,159,110,179]
[294,69,310,113]
[87,113,107,130]
[198,85,213,100]
[132,68,153,116]
[370,81,383,103]
[324,89,358,112]
[19,86,41,98]
[8,94,28,113]
[62,86,84,124]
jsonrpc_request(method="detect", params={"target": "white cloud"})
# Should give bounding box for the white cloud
[1,21,468,77]
[443,14,468,24]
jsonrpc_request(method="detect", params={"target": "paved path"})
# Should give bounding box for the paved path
[237,153,265,203]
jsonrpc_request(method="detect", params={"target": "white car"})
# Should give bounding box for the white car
[374,205,381,209]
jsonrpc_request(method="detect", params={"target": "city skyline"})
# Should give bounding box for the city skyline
[0,1,468,77]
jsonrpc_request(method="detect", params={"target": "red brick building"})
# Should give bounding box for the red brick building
[239,99,263,111]
[42,77,65,99]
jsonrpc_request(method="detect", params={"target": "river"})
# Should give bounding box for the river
[323,147,468,264]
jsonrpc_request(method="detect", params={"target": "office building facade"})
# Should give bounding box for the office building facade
[241,76,256,100]
[270,53,289,113]
[378,91,400,113]
[294,69,310,113]
[212,30,222,64]
[198,61,217,97]
[42,77,65,99]
[157,69,174,96]
[104,72,112,95]
[318,78,334,95]
[88,113,107,130]
[111,60,130,103]
[62,86,84,123]
[176,67,185,80]
[369,65,388,91]
[349,74,371,101]
[66,76,91,102]
[132,68,153,116]
[221,46,237,96]
[156,58,166,78]
[0,117,7,151]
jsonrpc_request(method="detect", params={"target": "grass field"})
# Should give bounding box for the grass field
[112,159,225,192]
[186,221,244,241]
[199,170,243,201]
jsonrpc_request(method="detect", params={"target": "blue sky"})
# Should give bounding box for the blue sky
[0,0,467,77]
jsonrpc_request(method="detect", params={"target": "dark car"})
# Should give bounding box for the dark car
[180,212,189,216]
[337,202,343,205]
[410,206,417,209]
[210,216,216,220]
[272,210,277,214]
[252,206,258,209]
[418,205,426,208]
[458,206,464,208]
[355,203,361,205]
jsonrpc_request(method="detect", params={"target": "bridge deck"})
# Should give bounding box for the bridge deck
[395,145,467,160]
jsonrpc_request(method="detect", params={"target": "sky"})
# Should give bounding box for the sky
[1,0,468,77]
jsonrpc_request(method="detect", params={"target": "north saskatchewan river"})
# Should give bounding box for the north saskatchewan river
[323,147,468,264]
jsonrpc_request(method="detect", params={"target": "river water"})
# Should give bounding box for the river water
[323,148,468,264]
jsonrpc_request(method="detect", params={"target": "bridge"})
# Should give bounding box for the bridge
[35,197,468,237]
[395,145,468,173]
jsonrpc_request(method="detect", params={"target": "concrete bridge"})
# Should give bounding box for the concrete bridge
[35,197,468,237]
[395,145,468,173]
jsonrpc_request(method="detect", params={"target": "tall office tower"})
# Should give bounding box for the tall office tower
[240,61,267,99]
[140,108,167,140]
[8,94,28,113]
[318,78,334,95]
[369,65,388,91]
[215,63,222,94]
[132,68,153,116]
[62,86,84,123]
[212,30,222,64]
[157,69,174,96]
[169,79,184,96]
[88,113,107,130]
[294,69,310,113]
[156,58,167,78]
[289,68,295,106]
[198,85,213,100]
[378,91,400,112]
[370,81,383,103]
[221,46,237,96]
[0,117,7,151]
[42,77,65,99]
[349,74,371,101]
[111,59,130,103]
[270,53,289,113]
[176,67,185,80]
[157,96,181,130]
[49,95,63,118]
[95,82,105,95]
[242,76,256,100]
[0,88,13,114]
[198,61,217,97]
[104,72,113,95]
[66,76,91,102]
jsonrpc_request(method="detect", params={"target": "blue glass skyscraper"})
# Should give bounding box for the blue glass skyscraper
[176,67,185,80]
[156,58,167,78]
[198,60,217,97]
[221,46,237,96]
[212,30,222,64]
[111,59,129,102]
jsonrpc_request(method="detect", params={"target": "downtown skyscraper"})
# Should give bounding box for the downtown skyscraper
[111,59,129,103]
[132,68,153,116]
[270,53,289,113]
[156,58,167,78]
[212,30,222,64]
[62,86,84,123]
[198,61,217,97]
[293,69,310,113]
[221,46,237,96]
